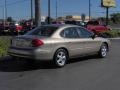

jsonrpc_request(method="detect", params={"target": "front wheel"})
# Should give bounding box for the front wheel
[98,43,108,58]
[53,49,68,67]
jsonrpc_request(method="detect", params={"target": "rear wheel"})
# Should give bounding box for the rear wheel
[98,43,108,58]
[53,49,68,67]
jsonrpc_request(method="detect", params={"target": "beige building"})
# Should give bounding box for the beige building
[57,15,90,22]
[65,15,90,22]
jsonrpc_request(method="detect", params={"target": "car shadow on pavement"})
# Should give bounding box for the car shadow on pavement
[0,56,57,72]
[0,55,100,72]
[68,55,100,64]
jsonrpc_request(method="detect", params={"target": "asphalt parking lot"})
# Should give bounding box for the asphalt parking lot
[0,39,120,90]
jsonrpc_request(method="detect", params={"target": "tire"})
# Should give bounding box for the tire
[98,43,108,58]
[53,49,68,67]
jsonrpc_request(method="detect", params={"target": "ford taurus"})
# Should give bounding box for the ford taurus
[8,24,111,67]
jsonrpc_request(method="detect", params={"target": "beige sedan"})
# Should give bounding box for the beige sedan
[8,24,111,67]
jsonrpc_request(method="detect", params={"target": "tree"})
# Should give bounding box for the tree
[97,17,106,25]
[7,17,14,22]
[110,13,120,23]
[45,17,54,23]
[35,0,41,26]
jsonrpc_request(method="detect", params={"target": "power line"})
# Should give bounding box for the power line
[0,0,31,20]
[92,10,120,14]
[0,0,29,7]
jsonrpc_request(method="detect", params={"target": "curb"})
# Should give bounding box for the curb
[108,38,120,40]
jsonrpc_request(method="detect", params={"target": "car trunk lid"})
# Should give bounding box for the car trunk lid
[12,35,45,48]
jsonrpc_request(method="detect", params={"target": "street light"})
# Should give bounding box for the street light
[5,0,7,20]
[89,0,91,20]
[31,0,33,20]
[3,0,7,31]
[48,0,51,24]
[56,0,58,22]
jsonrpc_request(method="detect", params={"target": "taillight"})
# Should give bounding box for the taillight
[32,39,44,47]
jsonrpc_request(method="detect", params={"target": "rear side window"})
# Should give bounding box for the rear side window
[61,27,79,38]
[26,26,58,37]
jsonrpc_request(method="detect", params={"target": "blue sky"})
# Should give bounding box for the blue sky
[0,0,120,20]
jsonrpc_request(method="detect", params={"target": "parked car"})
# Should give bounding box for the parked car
[0,23,4,34]
[86,20,111,33]
[52,21,65,24]
[0,23,10,34]
[8,24,110,67]
[9,23,23,34]
[0,22,23,35]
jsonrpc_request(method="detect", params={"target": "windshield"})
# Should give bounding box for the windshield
[25,26,58,37]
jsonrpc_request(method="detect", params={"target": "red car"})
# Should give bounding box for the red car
[9,23,23,34]
[86,20,111,33]
[15,24,23,33]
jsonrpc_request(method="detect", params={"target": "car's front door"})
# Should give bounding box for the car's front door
[61,27,85,57]
[76,27,101,54]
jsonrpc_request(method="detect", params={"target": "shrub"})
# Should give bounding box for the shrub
[100,29,120,38]
[0,36,11,57]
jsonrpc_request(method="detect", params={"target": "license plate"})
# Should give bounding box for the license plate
[10,49,30,55]
[16,41,23,46]
[13,39,30,47]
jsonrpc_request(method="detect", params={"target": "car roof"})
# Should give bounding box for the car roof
[40,24,80,28]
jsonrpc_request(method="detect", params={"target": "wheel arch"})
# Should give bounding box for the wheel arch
[54,47,69,58]
[103,42,109,51]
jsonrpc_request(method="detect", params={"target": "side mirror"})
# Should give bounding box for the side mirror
[103,24,107,27]
[91,34,97,39]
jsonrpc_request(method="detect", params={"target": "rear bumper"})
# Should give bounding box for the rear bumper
[8,47,53,60]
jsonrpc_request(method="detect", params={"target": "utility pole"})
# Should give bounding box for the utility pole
[89,0,91,21]
[48,0,51,24]
[5,0,7,20]
[35,0,41,26]
[2,7,4,21]
[4,0,7,31]
[31,0,33,20]
[56,0,58,22]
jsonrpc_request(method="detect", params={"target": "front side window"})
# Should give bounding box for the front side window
[77,27,94,38]
[61,27,79,38]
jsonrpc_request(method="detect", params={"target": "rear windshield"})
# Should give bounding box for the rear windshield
[25,26,58,37]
